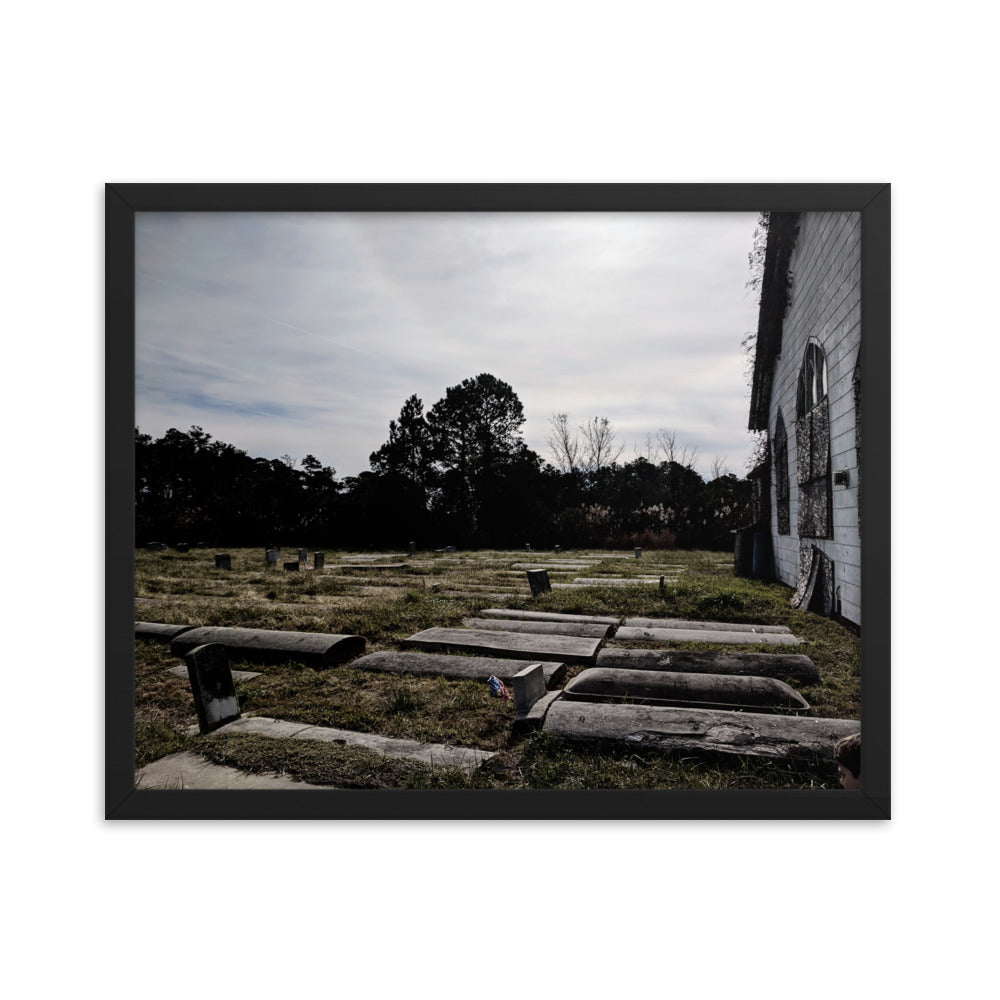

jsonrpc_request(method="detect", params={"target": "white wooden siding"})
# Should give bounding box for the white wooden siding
[767,212,862,626]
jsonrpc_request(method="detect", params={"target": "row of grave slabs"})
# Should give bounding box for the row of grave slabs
[139,595,858,773]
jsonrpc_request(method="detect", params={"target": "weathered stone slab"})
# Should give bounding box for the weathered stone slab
[351,651,566,688]
[314,552,325,569]
[135,621,196,642]
[623,617,792,635]
[170,627,365,667]
[553,581,677,589]
[184,643,241,734]
[513,690,562,733]
[572,577,663,585]
[169,664,261,682]
[401,627,603,665]
[339,563,407,570]
[463,617,614,639]
[215,716,494,774]
[614,626,802,646]
[562,668,810,711]
[543,701,859,762]
[214,554,231,570]
[595,648,820,684]
[176,543,190,553]
[510,562,597,570]
[265,548,279,564]
[615,625,802,646]
[479,608,620,626]
[298,548,308,563]
[527,569,551,596]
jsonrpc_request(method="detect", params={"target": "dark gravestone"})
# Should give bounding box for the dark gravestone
[145,542,159,550]
[298,548,308,563]
[635,547,642,558]
[409,541,416,556]
[284,561,299,571]
[445,545,457,553]
[184,643,241,734]
[314,552,325,569]
[525,543,532,552]
[195,542,207,548]
[176,543,190,553]
[265,548,279,565]
[554,545,561,554]
[527,570,551,597]
[214,554,231,570]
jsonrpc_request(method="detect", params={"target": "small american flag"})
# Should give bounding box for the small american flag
[487,675,511,701]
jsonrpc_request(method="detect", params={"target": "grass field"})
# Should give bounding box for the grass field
[133,546,860,790]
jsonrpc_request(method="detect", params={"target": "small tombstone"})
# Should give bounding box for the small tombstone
[184,642,241,734]
[635,547,642,559]
[527,569,551,597]
[445,545,456,553]
[298,548,308,563]
[214,554,231,570]
[512,663,547,714]
[145,542,159,551]
[265,548,279,565]
[659,575,666,596]
[314,552,325,569]
[554,545,561,554]
[284,561,299,571]
[409,541,416,556]
[176,543,190,553]
[525,543,532,552]
[195,542,207,549]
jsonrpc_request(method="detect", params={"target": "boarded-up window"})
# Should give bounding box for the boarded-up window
[773,411,790,535]
[795,343,832,538]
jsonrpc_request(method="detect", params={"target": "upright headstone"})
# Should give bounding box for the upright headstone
[284,561,299,571]
[527,569,552,597]
[554,545,561,554]
[298,548,308,564]
[512,663,547,714]
[195,542,207,549]
[176,543,190,553]
[265,548,279,565]
[659,575,666,596]
[314,552,325,569]
[145,542,159,550]
[525,543,532,552]
[445,545,456,553]
[635,547,642,558]
[215,553,231,570]
[409,541,416,556]
[184,642,241,734]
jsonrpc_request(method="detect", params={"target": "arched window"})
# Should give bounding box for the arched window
[795,340,832,538]
[773,411,790,535]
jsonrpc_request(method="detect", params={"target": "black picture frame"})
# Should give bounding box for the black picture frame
[107,182,890,820]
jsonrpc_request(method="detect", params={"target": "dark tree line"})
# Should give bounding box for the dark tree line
[136,373,752,550]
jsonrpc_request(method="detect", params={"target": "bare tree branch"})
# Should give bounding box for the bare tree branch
[581,416,624,471]
[547,413,581,472]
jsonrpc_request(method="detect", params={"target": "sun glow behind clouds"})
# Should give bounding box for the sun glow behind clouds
[136,211,760,478]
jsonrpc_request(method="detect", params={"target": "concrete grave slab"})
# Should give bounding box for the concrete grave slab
[623,617,792,634]
[571,577,664,585]
[135,622,196,643]
[217,716,494,774]
[135,751,331,790]
[479,608,620,626]
[351,650,567,688]
[401,627,603,665]
[595,648,821,684]
[543,701,859,762]
[463,617,614,639]
[169,664,261,682]
[614,626,802,646]
[562,667,810,712]
[170,626,365,667]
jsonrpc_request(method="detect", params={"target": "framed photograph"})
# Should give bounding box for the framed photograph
[107,183,889,820]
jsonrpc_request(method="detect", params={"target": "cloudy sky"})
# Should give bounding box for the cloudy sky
[136,211,761,480]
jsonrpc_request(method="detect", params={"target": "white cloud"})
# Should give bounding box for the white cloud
[136,211,761,478]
